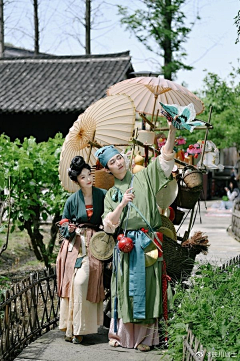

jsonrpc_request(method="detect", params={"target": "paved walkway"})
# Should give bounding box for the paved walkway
[14,201,240,361]
[177,200,240,265]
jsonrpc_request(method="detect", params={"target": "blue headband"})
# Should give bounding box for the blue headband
[95,145,120,167]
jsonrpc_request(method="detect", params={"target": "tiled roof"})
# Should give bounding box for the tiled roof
[0,51,133,114]
[4,46,50,58]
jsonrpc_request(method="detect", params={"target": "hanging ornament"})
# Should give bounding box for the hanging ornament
[198,140,224,170]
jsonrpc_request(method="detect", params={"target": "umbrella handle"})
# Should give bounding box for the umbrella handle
[87,131,96,163]
[151,94,158,123]
[154,109,159,127]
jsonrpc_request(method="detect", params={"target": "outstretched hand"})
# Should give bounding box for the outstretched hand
[168,119,177,131]
[120,187,135,207]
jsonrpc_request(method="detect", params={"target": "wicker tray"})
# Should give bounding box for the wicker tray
[163,236,201,282]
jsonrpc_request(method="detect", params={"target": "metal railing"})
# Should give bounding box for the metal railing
[0,267,59,361]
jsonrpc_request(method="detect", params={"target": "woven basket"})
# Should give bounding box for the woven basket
[176,185,202,209]
[173,209,185,225]
[94,169,114,190]
[183,169,203,190]
[163,236,201,282]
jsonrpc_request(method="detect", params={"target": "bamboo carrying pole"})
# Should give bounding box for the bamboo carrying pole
[139,113,156,130]
[88,140,129,149]
[129,129,137,169]
[182,106,213,240]
[198,106,213,168]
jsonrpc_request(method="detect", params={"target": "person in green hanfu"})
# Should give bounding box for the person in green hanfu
[95,122,177,352]
[56,156,107,344]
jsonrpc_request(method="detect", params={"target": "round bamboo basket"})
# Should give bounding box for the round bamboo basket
[183,170,203,190]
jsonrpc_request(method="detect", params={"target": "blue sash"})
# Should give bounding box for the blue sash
[128,230,152,319]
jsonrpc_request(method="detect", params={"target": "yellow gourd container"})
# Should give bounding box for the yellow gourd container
[134,153,144,166]
[132,164,145,174]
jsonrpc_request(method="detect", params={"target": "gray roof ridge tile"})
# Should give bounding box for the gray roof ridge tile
[1,51,131,63]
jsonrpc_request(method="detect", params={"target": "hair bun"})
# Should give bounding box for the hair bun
[70,156,86,171]
[68,156,91,183]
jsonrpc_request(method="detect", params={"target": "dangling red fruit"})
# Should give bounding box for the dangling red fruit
[118,236,134,253]
[59,218,69,226]
[168,207,175,221]
[194,153,198,159]
[117,233,124,241]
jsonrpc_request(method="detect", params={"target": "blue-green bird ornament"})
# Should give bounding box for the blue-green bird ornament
[160,102,205,132]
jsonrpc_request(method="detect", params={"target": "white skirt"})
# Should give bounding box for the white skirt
[59,255,103,336]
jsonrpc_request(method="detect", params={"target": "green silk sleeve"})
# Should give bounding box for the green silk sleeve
[137,157,170,196]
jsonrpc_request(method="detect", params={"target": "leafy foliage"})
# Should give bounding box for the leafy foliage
[0,134,69,267]
[117,0,197,80]
[234,10,240,44]
[166,263,240,359]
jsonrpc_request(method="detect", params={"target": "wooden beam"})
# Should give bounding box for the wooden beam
[139,113,156,130]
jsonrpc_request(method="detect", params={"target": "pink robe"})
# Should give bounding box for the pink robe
[56,228,105,303]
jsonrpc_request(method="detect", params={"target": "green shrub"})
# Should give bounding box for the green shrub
[166,263,240,360]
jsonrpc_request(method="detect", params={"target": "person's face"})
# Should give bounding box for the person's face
[106,154,126,179]
[77,168,93,188]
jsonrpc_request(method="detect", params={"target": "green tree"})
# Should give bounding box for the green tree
[234,9,240,44]
[0,133,69,267]
[184,65,240,150]
[117,0,197,80]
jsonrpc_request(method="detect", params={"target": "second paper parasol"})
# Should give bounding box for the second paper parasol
[107,76,205,118]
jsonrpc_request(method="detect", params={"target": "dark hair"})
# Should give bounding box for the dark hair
[229,179,238,190]
[68,156,91,182]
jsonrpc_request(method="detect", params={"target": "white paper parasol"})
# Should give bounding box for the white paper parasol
[107,77,204,116]
[59,94,136,192]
